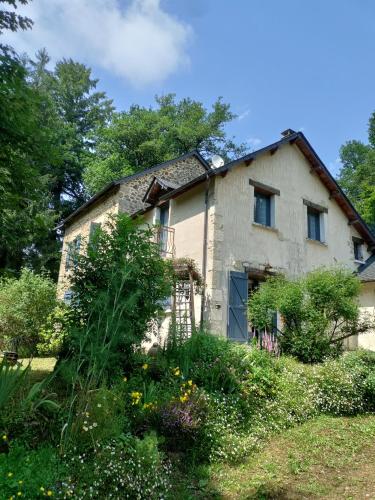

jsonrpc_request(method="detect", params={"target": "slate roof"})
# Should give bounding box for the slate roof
[358,255,375,282]
[135,131,375,248]
[59,151,209,228]
[59,130,375,250]
[142,176,180,204]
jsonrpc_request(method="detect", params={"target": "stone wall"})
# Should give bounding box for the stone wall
[118,155,207,214]
[57,154,207,298]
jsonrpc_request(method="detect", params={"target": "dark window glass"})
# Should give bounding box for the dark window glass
[65,235,81,270]
[159,202,169,226]
[254,192,271,226]
[354,240,363,261]
[63,290,73,304]
[307,207,321,241]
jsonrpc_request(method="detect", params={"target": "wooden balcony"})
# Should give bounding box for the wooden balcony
[154,225,175,258]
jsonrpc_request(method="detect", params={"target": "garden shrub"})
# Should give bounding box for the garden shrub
[37,303,74,356]
[0,442,67,498]
[157,389,208,453]
[65,433,171,499]
[66,386,130,450]
[0,268,57,355]
[59,214,174,381]
[313,357,366,415]
[249,267,372,363]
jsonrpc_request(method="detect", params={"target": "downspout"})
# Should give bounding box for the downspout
[200,171,211,328]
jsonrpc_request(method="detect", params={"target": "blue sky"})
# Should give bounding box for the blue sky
[6,0,375,175]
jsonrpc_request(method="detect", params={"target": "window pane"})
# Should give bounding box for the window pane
[354,241,363,260]
[159,203,169,226]
[307,208,320,240]
[254,192,271,226]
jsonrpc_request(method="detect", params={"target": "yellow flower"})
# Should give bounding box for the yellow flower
[142,363,148,370]
[131,391,142,405]
[179,395,188,403]
[17,493,22,497]
[18,480,23,485]
[7,472,13,477]
[187,380,193,386]
[123,376,127,382]
[47,491,53,497]
[40,487,45,492]
[2,434,7,441]
[173,368,181,377]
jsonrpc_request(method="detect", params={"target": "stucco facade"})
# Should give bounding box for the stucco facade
[57,131,375,350]
[205,143,371,335]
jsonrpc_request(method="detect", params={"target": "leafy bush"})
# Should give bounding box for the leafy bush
[0,442,66,498]
[0,361,60,446]
[60,214,174,379]
[65,434,171,499]
[313,357,366,415]
[249,267,371,363]
[66,386,129,450]
[37,303,74,356]
[0,268,56,355]
[0,434,171,499]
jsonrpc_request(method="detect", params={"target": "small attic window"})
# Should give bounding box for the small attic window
[304,200,327,244]
[353,238,364,262]
[254,191,272,226]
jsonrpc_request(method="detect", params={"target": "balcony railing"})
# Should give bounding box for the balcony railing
[154,225,175,258]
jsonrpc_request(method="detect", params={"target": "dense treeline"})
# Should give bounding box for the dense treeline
[2,1,375,280]
[338,113,375,232]
[0,0,245,279]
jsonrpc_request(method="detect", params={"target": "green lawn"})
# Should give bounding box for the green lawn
[19,357,56,383]
[207,415,375,499]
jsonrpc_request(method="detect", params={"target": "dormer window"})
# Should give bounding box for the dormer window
[353,237,364,262]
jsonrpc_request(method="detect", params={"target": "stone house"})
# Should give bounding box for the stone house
[57,129,375,349]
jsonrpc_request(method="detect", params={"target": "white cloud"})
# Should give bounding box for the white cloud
[247,137,262,149]
[4,0,192,87]
[237,108,250,121]
[328,157,342,175]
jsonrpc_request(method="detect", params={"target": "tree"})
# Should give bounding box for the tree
[0,0,32,54]
[84,94,247,194]
[29,49,114,216]
[0,2,61,275]
[338,112,375,231]
[0,53,57,274]
[248,268,372,363]
[0,268,57,355]
[59,214,174,376]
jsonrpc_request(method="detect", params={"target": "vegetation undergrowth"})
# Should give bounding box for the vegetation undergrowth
[1,218,375,498]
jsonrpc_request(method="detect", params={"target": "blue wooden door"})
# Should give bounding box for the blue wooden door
[228,271,248,342]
